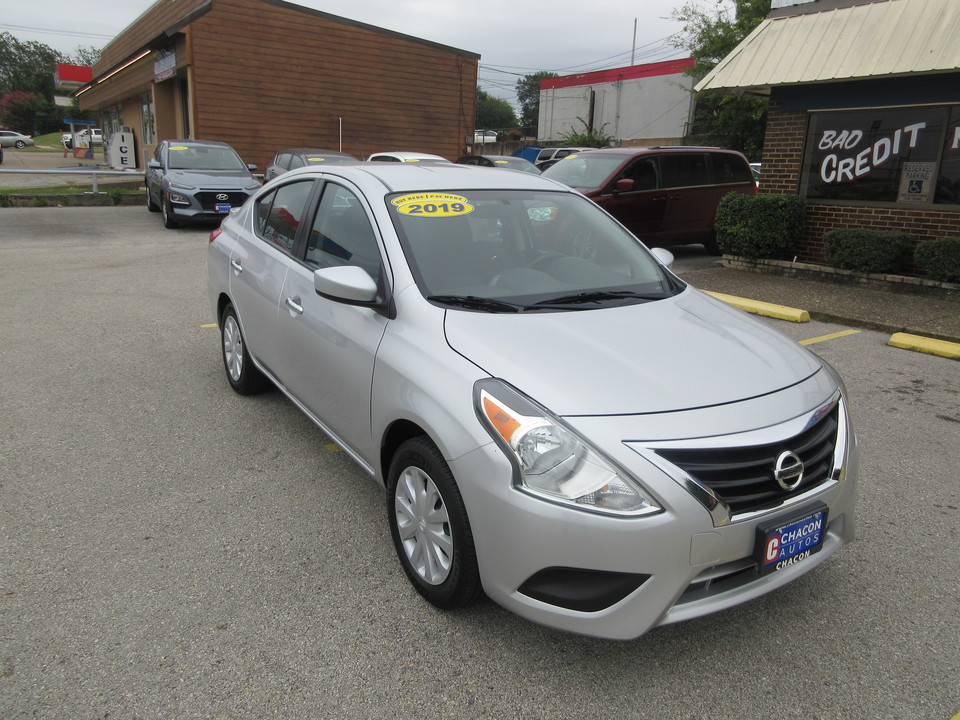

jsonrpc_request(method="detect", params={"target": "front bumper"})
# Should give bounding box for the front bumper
[451,384,859,640]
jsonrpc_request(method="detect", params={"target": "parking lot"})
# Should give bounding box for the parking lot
[1,207,958,719]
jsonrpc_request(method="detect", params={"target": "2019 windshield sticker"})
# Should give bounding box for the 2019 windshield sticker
[169,146,189,151]
[392,192,475,218]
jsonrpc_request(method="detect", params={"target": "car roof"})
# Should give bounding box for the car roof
[279,148,355,157]
[165,138,235,149]
[367,151,451,162]
[289,162,568,194]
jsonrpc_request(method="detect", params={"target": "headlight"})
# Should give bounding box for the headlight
[475,379,661,516]
[168,191,190,205]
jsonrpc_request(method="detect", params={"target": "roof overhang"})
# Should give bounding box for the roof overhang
[695,0,960,97]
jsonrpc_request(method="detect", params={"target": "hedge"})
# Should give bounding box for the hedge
[714,193,805,260]
[823,229,913,274]
[914,236,960,283]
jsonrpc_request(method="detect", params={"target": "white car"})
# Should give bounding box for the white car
[0,130,35,149]
[367,151,451,163]
[474,130,498,144]
[207,162,858,639]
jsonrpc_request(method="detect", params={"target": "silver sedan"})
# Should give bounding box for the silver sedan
[207,163,858,639]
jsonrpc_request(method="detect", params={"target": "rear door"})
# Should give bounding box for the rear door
[227,179,316,380]
[658,152,715,244]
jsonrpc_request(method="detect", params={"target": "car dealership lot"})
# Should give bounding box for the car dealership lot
[1,207,957,719]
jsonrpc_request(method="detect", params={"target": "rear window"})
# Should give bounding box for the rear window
[711,153,754,184]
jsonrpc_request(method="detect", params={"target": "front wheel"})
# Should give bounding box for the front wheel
[146,186,159,212]
[15,140,25,149]
[387,437,482,610]
[220,304,267,395]
[162,199,179,228]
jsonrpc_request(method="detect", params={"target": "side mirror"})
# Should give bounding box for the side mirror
[314,265,379,304]
[650,247,674,268]
[614,178,635,193]
[247,164,258,171]
[148,159,161,169]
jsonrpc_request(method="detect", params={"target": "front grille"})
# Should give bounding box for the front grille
[196,191,249,211]
[655,405,839,515]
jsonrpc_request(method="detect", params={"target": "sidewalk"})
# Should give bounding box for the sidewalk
[677,266,960,345]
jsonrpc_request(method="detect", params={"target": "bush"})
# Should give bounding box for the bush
[914,236,960,283]
[823,229,913,274]
[714,192,805,259]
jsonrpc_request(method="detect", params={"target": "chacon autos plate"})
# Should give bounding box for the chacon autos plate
[755,503,828,576]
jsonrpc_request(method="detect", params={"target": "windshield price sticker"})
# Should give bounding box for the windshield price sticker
[756,505,827,576]
[392,193,474,218]
[169,146,189,151]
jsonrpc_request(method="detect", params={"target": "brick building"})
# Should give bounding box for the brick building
[76,0,479,170]
[696,0,960,263]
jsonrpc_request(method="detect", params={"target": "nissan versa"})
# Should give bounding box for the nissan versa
[207,162,858,640]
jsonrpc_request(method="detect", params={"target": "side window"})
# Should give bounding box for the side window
[660,153,710,188]
[255,180,314,252]
[711,153,753,184]
[617,157,660,191]
[275,153,292,170]
[306,184,382,280]
[289,155,305,170]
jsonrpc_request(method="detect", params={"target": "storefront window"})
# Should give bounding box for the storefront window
[140,92,155,145]
[802,106,958,206]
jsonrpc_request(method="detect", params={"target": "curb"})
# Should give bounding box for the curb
[888,333,960,360]
[704,291,810,323]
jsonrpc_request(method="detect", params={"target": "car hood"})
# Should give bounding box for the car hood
[443,288,825,416]
[164,169,255,187]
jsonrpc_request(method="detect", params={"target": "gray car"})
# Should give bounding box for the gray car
[146,139,261,228]
[0,130,35,149]
[207,163,858,639]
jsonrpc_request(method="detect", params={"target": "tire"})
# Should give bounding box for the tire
[162,198,179,228]
[387,436,482,610]
[220,304,268,395]
[146,186,159,212]
[703,230,721,256]
[15,140,25,149]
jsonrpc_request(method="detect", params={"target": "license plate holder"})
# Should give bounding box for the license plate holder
[755,503,828,576]
[214,203,232,213]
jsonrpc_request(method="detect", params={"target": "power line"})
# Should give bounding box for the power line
[0,22,114,41]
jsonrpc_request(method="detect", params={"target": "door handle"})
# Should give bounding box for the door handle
[230,259,242,273]
[285,296,304,314]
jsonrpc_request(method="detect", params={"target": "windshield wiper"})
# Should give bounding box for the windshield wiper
[533,290,664,307]
[427,295,527,313]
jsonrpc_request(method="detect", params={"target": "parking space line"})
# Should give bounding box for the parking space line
[888,332,960,359]
[201,323,217,328]
[799,329,861,346]
[704,291,810,323]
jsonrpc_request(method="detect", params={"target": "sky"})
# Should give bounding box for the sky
[3,0,698,109]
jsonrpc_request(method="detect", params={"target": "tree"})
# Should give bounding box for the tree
[0,91,51,134]
[671,0,771,159]
[476,89,517,131]
[0,32,62,99]
[66,46,102,68]
[515,71,558,135]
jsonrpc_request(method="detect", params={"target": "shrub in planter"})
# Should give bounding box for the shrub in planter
[714,193,805,259]
[823,229,913,274]
[914,236,960,283]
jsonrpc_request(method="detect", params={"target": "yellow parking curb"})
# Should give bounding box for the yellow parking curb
[705,291,810,323]
[888,332,960,359]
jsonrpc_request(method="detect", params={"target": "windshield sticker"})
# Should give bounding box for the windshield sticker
[307,157,327,162]
[169,146,189,151]
[392,193,474,218]
[494,160,508,164]
[527,207,557,222]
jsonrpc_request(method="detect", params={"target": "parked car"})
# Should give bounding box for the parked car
[146,139,261,228]
[456,155,540,174]
[474,130,498,144]
[541,146,757,253]
[207,162,858,640]
[0,130,35,149]
[62,128,103,149]
[367,151,451,163]
[264,148,357,181]
[534,146,592,168]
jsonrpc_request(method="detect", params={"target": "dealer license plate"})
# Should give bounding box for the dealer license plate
[214,203,232,213]
[755,504,828,576]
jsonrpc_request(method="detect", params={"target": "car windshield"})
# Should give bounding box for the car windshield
[167,144,246,171]
[541,153,630,190]
[388,189,683,311]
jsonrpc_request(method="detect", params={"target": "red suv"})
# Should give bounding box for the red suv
[541,147,756,253]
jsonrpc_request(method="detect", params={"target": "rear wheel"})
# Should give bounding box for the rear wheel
[15,140,25,149]
[146,186,159,212]
[220,304,267,395]
[387,437,482,610]
[703,230,721,256]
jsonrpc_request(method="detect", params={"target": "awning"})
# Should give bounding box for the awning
[695,0,960,96]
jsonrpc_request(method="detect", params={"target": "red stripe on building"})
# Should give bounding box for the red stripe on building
[541,57,695,90]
